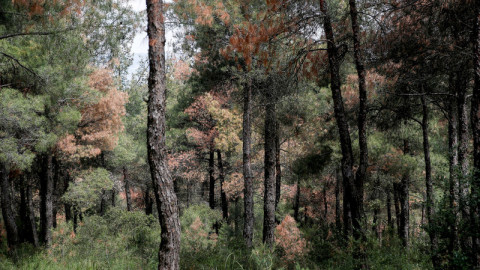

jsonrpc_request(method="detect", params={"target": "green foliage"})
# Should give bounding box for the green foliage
[63,168,113,210]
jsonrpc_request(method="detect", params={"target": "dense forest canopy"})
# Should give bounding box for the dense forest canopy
[1,0,480,269]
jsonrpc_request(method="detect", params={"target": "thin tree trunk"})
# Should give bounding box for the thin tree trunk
[447,85,459,255]
[144,187,153,216]
[471,2,480,263]
[217,150,228,220]
[146,0,181,268]
[0,163,18,249]
[335,168,341,232]
[208,148,215,209]
[40,153,54,246]
[394,183,401,232]
[323,184,328,222]
[399,139,410,247]
[275,121,282,210]
[263,96,276,247]
[124,167,132,211]
[243,81,254,249]
[294,177,300,222]
[349,0,367,232]
[422,96,438,262]
[26,178,39,247]
[386,185,393,231]
[64,173,72,222]
[319,0,359,238]
[457,72,470,219]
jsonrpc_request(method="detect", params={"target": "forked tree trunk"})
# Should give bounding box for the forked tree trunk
[263,96,276,247]
[243,81,254,248]
[349,0,367,232]
[146,0,181,268]
[1,163,18,249]
[319,0,359,238]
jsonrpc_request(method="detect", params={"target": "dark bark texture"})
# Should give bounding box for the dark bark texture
[243,82,254,248]
[40,153,54,246]
[217,150,228,220]
[0,164,18,249]
[209,148,215,209]
[146,0,181,268]
[263,97,276,247]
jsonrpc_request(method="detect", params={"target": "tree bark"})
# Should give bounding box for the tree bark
[26,178,39,247]
[0,163,18,249]
[208,148,215,209]
[349,0,367,228]
[217,150,229,220]
[471,2,480,263]
[393,183,401,232]
[422,96,438,258]
[40,153,54,246]
[64,173,72,222]
[263,96,276,247]
[294,177,301,222]
[335,168,342,232]
[319,0,359,238]
[275,121,282,211]
[124,167,132,211]
[456,72,470,219]
[386,184,393,231]
[146,0,181,268]
[243,81,254,249]
[399,139,410,247]
[447,84,459,254]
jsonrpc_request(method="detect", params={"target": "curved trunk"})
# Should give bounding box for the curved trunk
[146,0,181,268]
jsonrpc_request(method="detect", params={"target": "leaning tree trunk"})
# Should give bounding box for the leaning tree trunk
[422,96,438,263]
[0,163,18,249]
[40,153,54,246]
[146,0,181,268]
[319,0,358,238]
[471,2,480,263]
[263,96,276,247]
[208,147,215,209]
[124,167,132,211]
[217,150,228,220]
[349,0,367,235]
[243,81,254,249]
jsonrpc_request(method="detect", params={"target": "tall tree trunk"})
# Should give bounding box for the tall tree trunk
[217,150,228,220]
[0,163,18,249]
[146,0,181,268]
[263,97,276,247]
[386,185,393,231]
[349,0,367,231]
[208,148,215,209]
[422,96,438,261]
[52,157,59,228]
[124,167,132,211]
[399,139,410,247]
[243,81,254,248]
[275,121,282,210]
[26,178,39,247]
[457,72,470,219]
[471,2,480,263]
[319,0,359,238]
[40,153,54,246]
[335,168,342,232]
[447,85,459,255]
[394,183,401,232]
